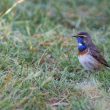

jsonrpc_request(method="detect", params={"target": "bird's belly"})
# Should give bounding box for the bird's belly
[78,53,102,70]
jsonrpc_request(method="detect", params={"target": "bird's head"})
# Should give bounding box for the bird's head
[72,32,92,52]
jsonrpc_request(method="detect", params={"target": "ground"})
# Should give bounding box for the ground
[0,0,110,110]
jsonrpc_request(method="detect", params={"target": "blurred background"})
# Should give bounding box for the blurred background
[1,0,110,35]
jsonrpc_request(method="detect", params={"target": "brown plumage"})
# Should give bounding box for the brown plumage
[82,32,110,68]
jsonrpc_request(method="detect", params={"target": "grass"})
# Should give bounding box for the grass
[0,0,110,110]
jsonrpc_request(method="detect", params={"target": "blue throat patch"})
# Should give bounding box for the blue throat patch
[77,37,87,52]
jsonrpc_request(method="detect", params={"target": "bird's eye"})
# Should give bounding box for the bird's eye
[78,36,84,38]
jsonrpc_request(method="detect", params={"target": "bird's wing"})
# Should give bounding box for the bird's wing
[89,46,110,67]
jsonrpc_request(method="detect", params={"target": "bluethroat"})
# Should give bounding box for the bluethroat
[72,32,109,70]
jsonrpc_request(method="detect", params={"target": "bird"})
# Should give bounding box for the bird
[72,32,109,70]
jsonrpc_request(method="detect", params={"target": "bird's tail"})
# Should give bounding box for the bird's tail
[106,64,110,70]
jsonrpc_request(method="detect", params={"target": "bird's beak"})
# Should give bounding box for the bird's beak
[71,35,78,38]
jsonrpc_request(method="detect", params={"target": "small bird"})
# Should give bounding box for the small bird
[72,32,109,70]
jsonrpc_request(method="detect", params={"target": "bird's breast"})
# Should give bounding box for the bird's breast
[78,50,103,70]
